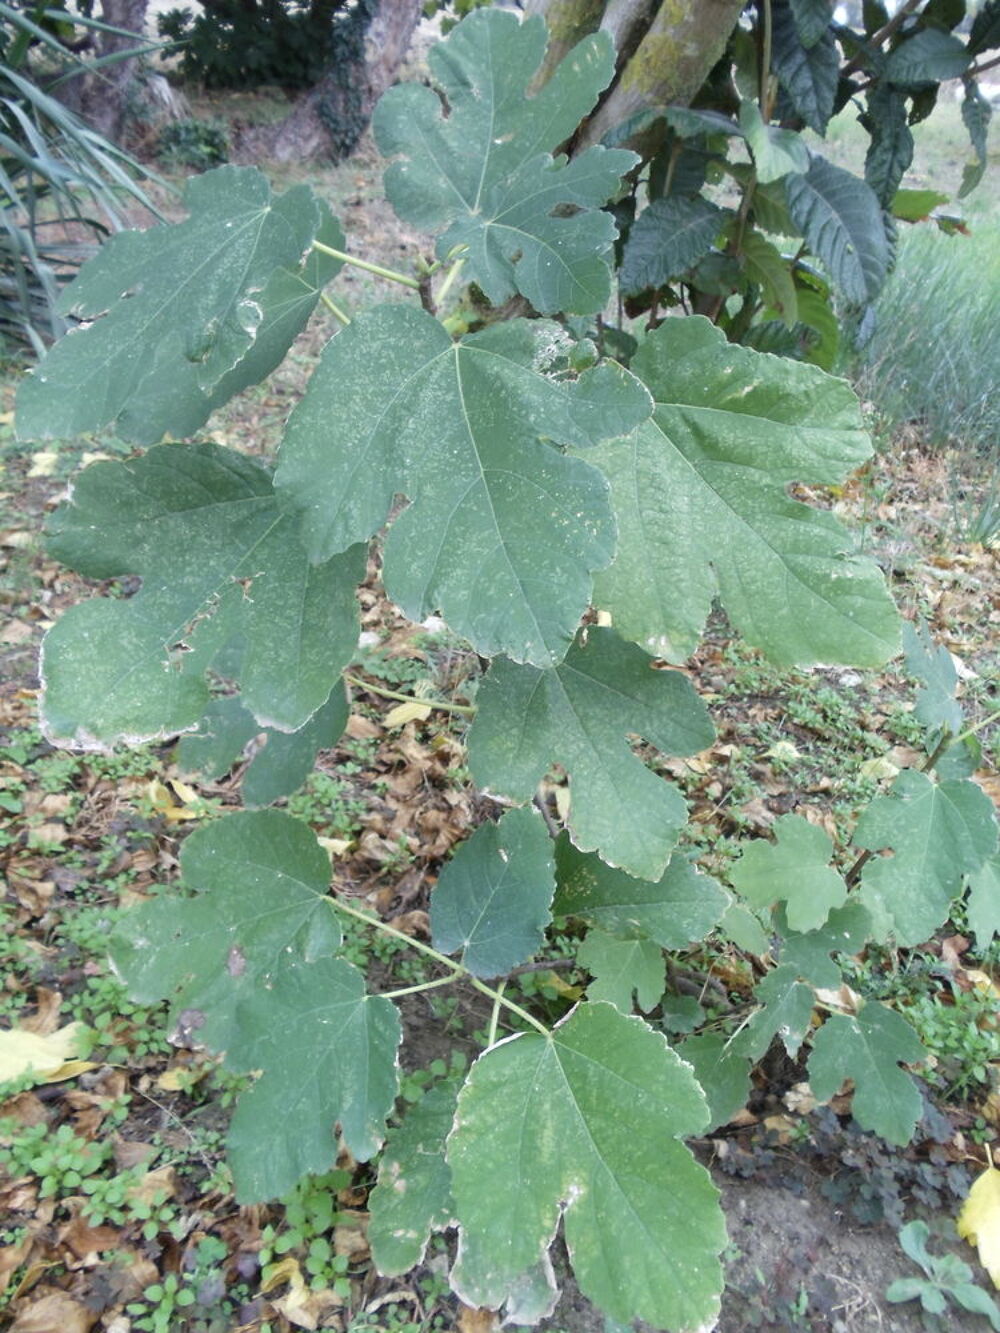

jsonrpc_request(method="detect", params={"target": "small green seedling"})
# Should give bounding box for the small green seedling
[886,1220,1000,1329]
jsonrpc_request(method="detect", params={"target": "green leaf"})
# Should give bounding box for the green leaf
[430,808,554,977]
[619,196,725,295]
[884,28,971,85]
[730,813,848,933]
[807,1002,925,1145]
[967,856,1000,949]
[588,316,899,666]
[853,770,998,945]
[969,0,1000,57]
[902,619,963,736]
[17,167,326,444]
[740,101,809,184]
[794,286,841,371]
[554,836,729,948]
[41,444,364,746]
[368,1083,457,1274]
[891,188,949,221]
[680,1034,753,1131]
[720,902,771,955]
[111,810,340,1037]
[771,3,839,133]
[786,155,891,304]
[114,820,398,1201]
[789,0,833,48]
[960,81,993,198]
[275,306,651,667]
[864,86,914,207]
[374,10,637,315]
[448,1003,725,1329]
[777,901,873,987]
[468,627,713,881]
[741,229,798,326]
[735,964,816,1060]
[578,929,665,1012]
[177,687,349,807]
[225,955,401,1199]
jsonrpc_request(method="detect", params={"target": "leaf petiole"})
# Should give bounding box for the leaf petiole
[312,240,421,290]
[344,671,475,717]
[320,291,351,325]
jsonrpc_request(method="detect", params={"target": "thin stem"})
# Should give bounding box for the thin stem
[381,973,460,1001]
[486,981,506,1047]
[469,977,550,1037]
[759,0,773,116]
[843,0,922,77]
[951,701,1000,749]
[331,896,552,1038]
[436,255,466,309]
[313,241,421,291]
[320,291,351,325]
[343,672,475,717]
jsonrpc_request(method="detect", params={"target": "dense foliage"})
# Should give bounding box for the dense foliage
[15,3,1000,1327]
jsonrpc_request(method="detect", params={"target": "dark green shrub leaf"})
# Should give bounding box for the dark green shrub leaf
[960,81,993,197]
[734,964,816,1060]
[789,0,833,48]
[588,316,899,666]
[430,808,554,977]
[854,770,999,945]
[969,0,1000,56]
[368,1083,458,1275]
[275,306,651,667]
[17,167,328,443]
[448,1003,724,1329]
[884,28,971,85]
[741,228,798,325]
[554,836,729,948]
[967,856,1000,949]
[680,1034,753,1131]
[902,619,963,736]
[772,2,840,132]
[777,901,874,987]
[808,1002,925,1144]
[619,196,725,294]
[786,154,890,303]
[469,627,713,881]
[730,813,848,933]
[41,444,364,745]
[374,10,637,314]
[864,86,914,206]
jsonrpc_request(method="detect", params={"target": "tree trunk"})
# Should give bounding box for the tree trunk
[57,0,149,143]
[235,0,423,163]
[526,0,747,150]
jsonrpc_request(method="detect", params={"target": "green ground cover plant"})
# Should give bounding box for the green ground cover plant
[7,4,1000,1330]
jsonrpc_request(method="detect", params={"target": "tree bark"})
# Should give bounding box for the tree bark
[57,0,149,143]
[235,0,423,163]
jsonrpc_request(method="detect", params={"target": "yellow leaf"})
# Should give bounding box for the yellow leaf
[26,451,58,478]
[384,700,432,727]
[0,1022,89,1086]
[764,740,801,762]
[169,778,201,805]
[317,836,352,858]
[957,1163,1000,1288]
[859,754,900,781]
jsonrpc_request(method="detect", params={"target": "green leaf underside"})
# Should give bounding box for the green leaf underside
[808,1002,925,1145]
[967,856,1000,949]
[730,813,848,933]
[275,306,651,667]
[374,10,637,314]
[17,167,326,444]
[469,627,713,881]
[786,156,890,305]
[588,317,899,666]
[368,1083,458,1275]
[578,929,665,1012]
[741,101,810,184]
[177,686,349,807]
[853,769,998,945]
[620,196,725,294]
[40,444,364,746]
[902,619,963,735]
[430,808,555,977]
[448,1004,724,1330]
[554,835,729,948]
[114,811,399,1201]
